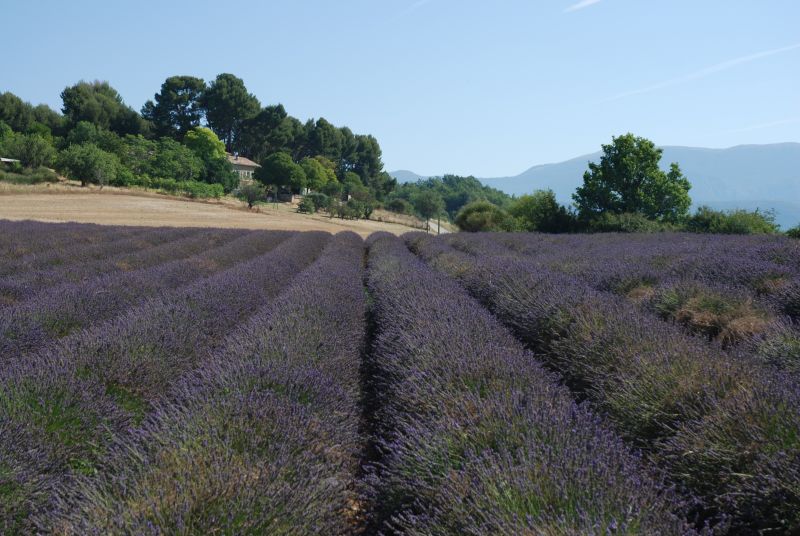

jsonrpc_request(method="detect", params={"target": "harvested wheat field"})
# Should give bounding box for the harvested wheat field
[0,189,423,236]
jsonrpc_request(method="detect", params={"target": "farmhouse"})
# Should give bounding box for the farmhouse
[227,153,259,181]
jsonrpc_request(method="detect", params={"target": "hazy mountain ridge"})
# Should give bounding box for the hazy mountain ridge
[390,143,800,228]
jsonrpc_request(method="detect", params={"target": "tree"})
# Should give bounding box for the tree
[200,74,260,150]
[235,104,299,162]
[141,76,205,139]
[1,133,56,168]
[509,189,575,232]
[61,81,148,136]
[116,135,157,176]
[300,156,336,191]
[237,183,266,209]
[150,138,202,181]
[56,143,119,186]
[0,92,34,132]
[455,200,518,232]
[184,127,236,189]
[305,118,342,161]
[412,190,445,231]
[573,133,691,222]
[184,127,226,161]
[254,152,306,194]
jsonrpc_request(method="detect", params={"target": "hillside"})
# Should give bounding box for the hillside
[391,142,800,228]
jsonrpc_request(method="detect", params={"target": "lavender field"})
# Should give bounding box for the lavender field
[1,220,798,535]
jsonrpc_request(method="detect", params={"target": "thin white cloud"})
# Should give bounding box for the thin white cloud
[727,117,800,133]
[407,0,434,12]
[605,42,800,102]
[564,0,602,13]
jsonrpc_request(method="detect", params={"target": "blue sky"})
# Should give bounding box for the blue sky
[3,0,799,176]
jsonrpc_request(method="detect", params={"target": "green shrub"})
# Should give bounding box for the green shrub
[685,206,779,235]
[305,192,329,212]
[180,180,223,199]
[385,197,413,215]
[56,143,120,186]
[788,226,800,239]
[509,190,576,233]
[1,132,56,168]
[236,183,266,209]
[0,166,58,185]
[346,198,366,219]
[297,197,316,214]
[455,201,519,232]
[588,212,674,233]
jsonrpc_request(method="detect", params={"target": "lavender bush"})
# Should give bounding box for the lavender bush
[366,233,694,534]
[409,232,800,532]
[40,232,367,534]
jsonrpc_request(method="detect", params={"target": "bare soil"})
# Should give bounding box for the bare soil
[0,185,438,237]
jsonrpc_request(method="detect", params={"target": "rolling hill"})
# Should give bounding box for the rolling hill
[391,143,800,229]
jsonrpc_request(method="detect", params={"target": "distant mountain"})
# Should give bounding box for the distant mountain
[390,170,427,183]
[390,143,800,229]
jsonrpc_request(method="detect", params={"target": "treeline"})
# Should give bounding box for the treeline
[451,133,796,236]
[0,74,395,202]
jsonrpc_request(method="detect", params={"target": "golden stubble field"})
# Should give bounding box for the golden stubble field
[0,184,444,237]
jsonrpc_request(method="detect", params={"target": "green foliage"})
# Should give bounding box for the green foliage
[685,206,780,235]
[199,156,238,192]
[0,92,35,133]
[305,192,330,212]
[56,143,120,186]
[393,175,512,221]
[65,121,99,146]
[386,197,413,214]
[321,180,343,199]
[305,118,343,161]
[411,189,445,222]
[61,81,148,136]
[788,226,800,239]
[200,73,260,149]
[588,212,677,233]
[149,138,202,182]
[109,174,223,198]
[573,133,692,223]
[255,152,306,192]
[509,189,576,233]
[7,74,395,205]
[141,76,205,139]
[184,127,226,161]
[0,120,12,140]
[300,156,337,191]
[0,132,56,168]
[236,183,266,208]
[455,200,519,232]
[235,104,301,162]
[0,166,59,185]
[297,196,316,214]
[184,127,237,191]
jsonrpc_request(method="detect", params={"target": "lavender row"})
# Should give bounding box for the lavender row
[0,227,238,305]
[0,220,148,267]
[410,233,800,533]
[365,233,693,534]
[0,223,193,280]
[36,232,367,534]
[0,232,330,532]
[488,232,800,321]
[0,230,292,359]
[449,233,800,369]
